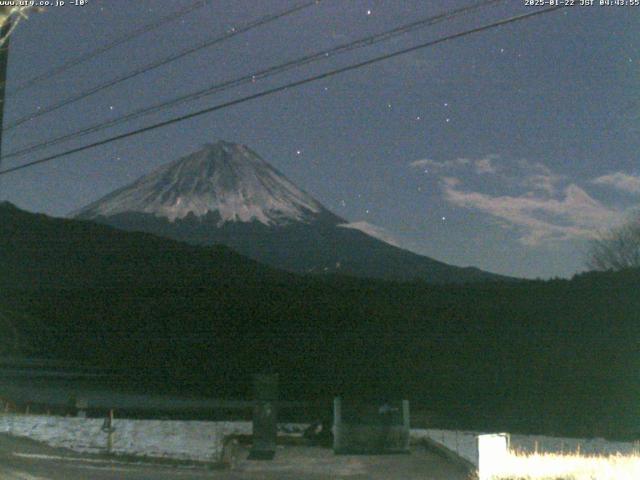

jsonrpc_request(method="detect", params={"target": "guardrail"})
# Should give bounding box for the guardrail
[0,361,310,420]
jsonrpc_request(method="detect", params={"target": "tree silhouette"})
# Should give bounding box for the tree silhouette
[587,212,640,271]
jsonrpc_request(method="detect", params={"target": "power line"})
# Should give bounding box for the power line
[6,0,215,96]
[0,5,567,177]
[3,0,320,131]
[4,0,506,161]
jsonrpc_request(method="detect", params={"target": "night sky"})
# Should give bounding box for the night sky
[0,0,638,279]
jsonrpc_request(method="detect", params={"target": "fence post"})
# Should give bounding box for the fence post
[402,400,410,451]
[75,397,88,418]
[249,374,278,460]
[101,409,115,454]
[333,397,342,453]
[108,410,114,453]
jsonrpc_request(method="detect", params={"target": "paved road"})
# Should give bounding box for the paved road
[0,433,472,479]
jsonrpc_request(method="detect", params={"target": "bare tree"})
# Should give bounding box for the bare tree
[587,212,640,271]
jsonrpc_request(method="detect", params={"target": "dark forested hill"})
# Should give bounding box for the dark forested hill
[1,202,639,439]
[0,201,290,290]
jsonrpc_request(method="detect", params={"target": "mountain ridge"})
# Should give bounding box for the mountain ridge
[74,141,510,283]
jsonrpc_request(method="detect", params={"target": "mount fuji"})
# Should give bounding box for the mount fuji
[74,141,504,283]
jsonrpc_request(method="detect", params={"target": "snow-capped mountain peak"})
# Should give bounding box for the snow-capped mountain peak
[72,141,506,283]
[74,141,326,226]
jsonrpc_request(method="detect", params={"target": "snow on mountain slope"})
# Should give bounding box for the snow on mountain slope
[72,140,509,283]
[338,221,400,247]
[74,141,326,226]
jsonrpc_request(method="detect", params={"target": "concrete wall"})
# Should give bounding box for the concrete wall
[411,428,480,466]
[0,414,251,463]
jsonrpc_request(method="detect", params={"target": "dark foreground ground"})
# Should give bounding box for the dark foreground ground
[0,434,472,480]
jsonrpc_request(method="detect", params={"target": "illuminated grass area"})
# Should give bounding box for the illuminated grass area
[490,451,640,480]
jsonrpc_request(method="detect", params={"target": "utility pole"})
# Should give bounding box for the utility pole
[0,12,11,174]
[0,6,40,174]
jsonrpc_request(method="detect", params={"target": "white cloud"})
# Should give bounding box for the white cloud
[410,155,631,246]
[409,158,469,170]
[441,176,461,187]
[411,156,496,174]
[474,157,497,174]
[443,182,622,246]
[409,158,436,169]
[410,155,562,188]
[523,174,563,195]
[510,160,562,195]
[592,172,640,194]
[330,32,348,40]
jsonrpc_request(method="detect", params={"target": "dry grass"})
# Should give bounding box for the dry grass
[489,451,640,480]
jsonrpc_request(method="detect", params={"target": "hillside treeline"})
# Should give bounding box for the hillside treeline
[1,202,638,439]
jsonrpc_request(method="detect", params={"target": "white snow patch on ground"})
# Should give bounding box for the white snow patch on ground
[0,415,251,463]
[411,429,640,468]
[0,469,50,480]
